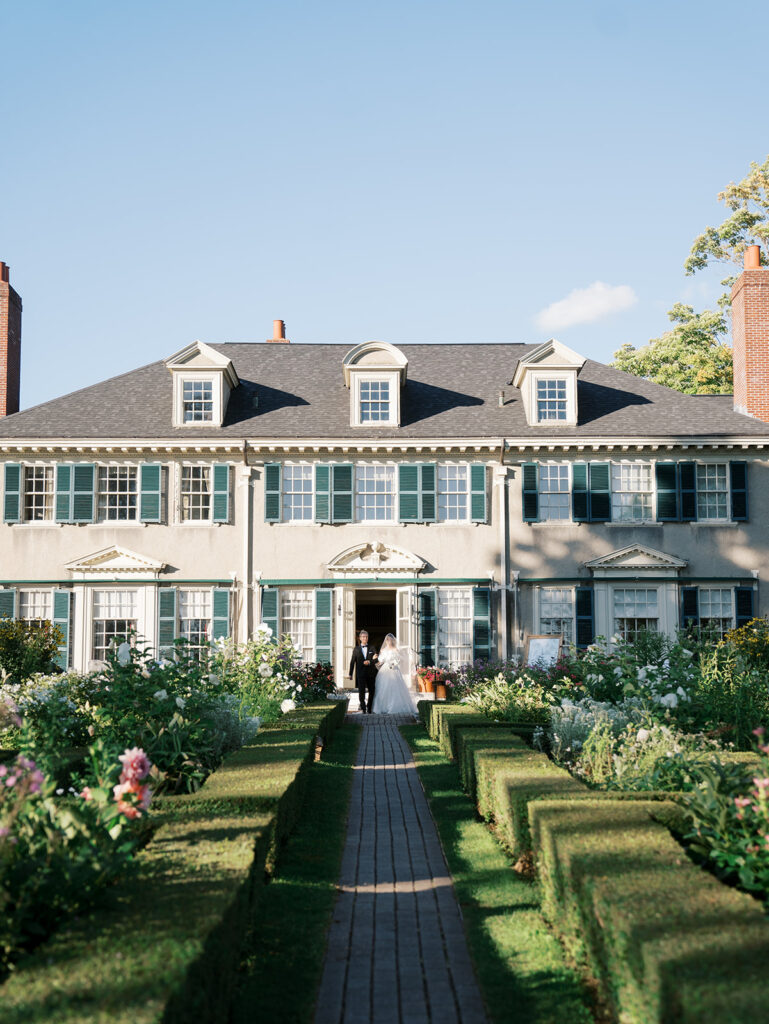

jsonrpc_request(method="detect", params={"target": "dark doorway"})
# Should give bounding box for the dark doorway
[355,589,397,653]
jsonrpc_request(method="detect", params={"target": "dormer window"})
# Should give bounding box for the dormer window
[183,380,214,423]
[360,380,390,422]
[343,341,408,427]
[165,340,239,429]
[512,339,585,428]
[536,378,567,421]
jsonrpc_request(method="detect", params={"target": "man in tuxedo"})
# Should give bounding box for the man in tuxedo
[349,629,378,714]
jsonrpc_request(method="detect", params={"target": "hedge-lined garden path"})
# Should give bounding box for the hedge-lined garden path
[315,713,487,1024]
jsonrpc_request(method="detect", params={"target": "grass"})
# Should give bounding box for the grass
[230,721,361,1024]
[399,724,593,1024]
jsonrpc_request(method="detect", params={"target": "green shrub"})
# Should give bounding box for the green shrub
[462,672,556,725]
[0,621,62,685]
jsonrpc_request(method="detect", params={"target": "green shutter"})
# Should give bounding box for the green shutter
[212,464,230,523]
[656,462,678,521]
[679,462,697,522]
[140,464,163,523]
[72,464,95,523]
[472,587,492,662]
[731,461,748,521]
[418,589,437,667]
[0,589,16,618]
[735,586,754,628]
[575,587,593,649]
[571,462,588,522]
[315,588,333,664]
[53,590,72,669]
[261,587,279,638]
[470,464,487,523]
[264,463,282,523]
[421,464,437,522]
[315,465,330,523]
[3,464,21,524]
[55,464,72,522]
[589,463,611,522]
[680,586,699,629]
[158,587,178,657]
[211,588,231,641]
[332,464,354,523]
[399,464,420,522]
[522,463,538,522]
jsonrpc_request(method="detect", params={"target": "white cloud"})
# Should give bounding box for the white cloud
[534,281,638,332]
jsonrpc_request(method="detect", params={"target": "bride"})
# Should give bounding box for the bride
[372,634,418,716]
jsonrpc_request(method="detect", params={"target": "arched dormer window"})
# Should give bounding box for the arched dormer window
[342,341,408,427]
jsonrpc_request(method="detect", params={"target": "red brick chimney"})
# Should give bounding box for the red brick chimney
[266,319,290,343]
[0,262,21,417]
[732,245,769,421]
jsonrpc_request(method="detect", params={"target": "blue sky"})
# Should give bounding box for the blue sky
[2,0,768,409]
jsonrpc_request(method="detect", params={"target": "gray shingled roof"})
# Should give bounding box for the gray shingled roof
[0,342,766,440]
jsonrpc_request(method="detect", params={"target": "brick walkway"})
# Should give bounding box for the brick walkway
[314,714,487,1024]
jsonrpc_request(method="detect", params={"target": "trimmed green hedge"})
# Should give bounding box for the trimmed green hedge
[0,700,347,1024]
[417,701,535,761]
[531,798,769,1024]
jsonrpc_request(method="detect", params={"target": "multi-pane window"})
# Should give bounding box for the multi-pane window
[98,466,138,521]
[696,464,728,520]
[437,589,472,666]
[283,465,313,521]
[539,465,570,520]
[539,588,574,643]
[23,466,54,521]
[182,380,214,423]
[355,465,396,521]
[18,590,52,627]
[181,466,211,521]
[437,465,469,521]
[359,381,390,422]
[179,590,212,654]
[699,588,733,637]
[280,589,314,663]
[536,379,567,421]
[92,590,138,661]
[611,463,652,522]
[613,588,658,642]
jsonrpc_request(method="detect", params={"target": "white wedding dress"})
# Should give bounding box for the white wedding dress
[372,637,418,716]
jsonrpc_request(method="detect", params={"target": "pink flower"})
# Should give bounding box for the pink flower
[113,779,152,820]
[118,748,151,784]
[80,787,93,801]
[754,727,766,738]
[735,796,752,808]
[753,777,769,790]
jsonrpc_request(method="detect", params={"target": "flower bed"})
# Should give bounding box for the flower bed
[0,701,347,1024]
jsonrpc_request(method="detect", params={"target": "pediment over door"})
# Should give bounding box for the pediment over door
[327,542,426,576]
[64,545,166,580]
[584,544,687,578]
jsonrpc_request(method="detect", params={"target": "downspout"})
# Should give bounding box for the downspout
[497,440,509,661]
[241,439,251,640]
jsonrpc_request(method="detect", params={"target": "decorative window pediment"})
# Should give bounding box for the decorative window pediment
[343,342,408,427]
[327,541,425,575]
[64,545,166,580]
[584,544,686,578]
[165,341,239,428]
[512,338,585,427]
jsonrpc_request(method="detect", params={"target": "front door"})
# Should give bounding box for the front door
[354,588,397,653]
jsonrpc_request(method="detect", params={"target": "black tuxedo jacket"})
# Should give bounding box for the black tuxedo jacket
[349,644,379,684]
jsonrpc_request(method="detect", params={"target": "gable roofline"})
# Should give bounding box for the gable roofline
[512,338,586,387]
[164,340,239,388]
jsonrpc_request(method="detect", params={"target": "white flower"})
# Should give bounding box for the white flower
[660,693,678,709]
[153,689,168,701]
[258,662,273,678]
[117,642,131,667]
[281,698,296,714]
[676,686,688,699]
[636,728,650,743]
[208,674,220,687]
[176,696,186,709]
[256,623,273,638]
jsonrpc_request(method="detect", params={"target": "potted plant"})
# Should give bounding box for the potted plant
[418,666,448,699]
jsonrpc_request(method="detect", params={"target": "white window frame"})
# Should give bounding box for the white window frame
[282,464,314,523]
[350,371,400,427]
[178,588,213,653]
[695,462,730,523]
[280,588,315,663]
[529,371,577,426]
[610,461,654,524]
[354,463,397,523]
[698,586,734,636]
[537,586,575,644]
[177,463,214,524]
[18,588,54,625]
[91,589,139,663]
[538,462,572,522]
[436,586,473,667]
[612,586,660,641]
[437,464,470,522]
[97,464,139,523]
[22,464,55,523]
[172,372,224,428]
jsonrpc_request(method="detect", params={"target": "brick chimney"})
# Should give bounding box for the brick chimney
[0,262,21,417]
[732,245,769,421]
[266,319,290,343]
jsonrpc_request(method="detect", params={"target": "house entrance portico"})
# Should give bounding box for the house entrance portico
[335,581,418,689]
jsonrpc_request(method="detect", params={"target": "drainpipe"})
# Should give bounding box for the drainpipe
[239,440,252,640]
[494,441,509,661]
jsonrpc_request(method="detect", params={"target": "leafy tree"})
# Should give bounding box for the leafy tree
[613,304,732,394]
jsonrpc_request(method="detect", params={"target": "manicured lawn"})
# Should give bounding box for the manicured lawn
[400,724,594,1024]
[230,721,361,1024]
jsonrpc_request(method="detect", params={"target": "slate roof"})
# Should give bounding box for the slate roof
[0,342,767,441]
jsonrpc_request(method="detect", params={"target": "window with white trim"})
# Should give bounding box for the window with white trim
[282,465,313,522]
[539,464,570,520]
[699,587,733,636]
[438,465,469,521]
[536,378,567,421]
[610,463,652,522]
[92,590,138,661]
[98,466,138,522]
[181,466,211,521]
[182,380,214,423]
[359,380,390,422]
[613,588,658,641]
[539,588,574,643]
[179,589,212,653]
[23,466,54,522]
[437,589,472,666]
[18,590,52,627]
[355,465,396,521]
[696,464,728,520]
[280,589,314,663]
